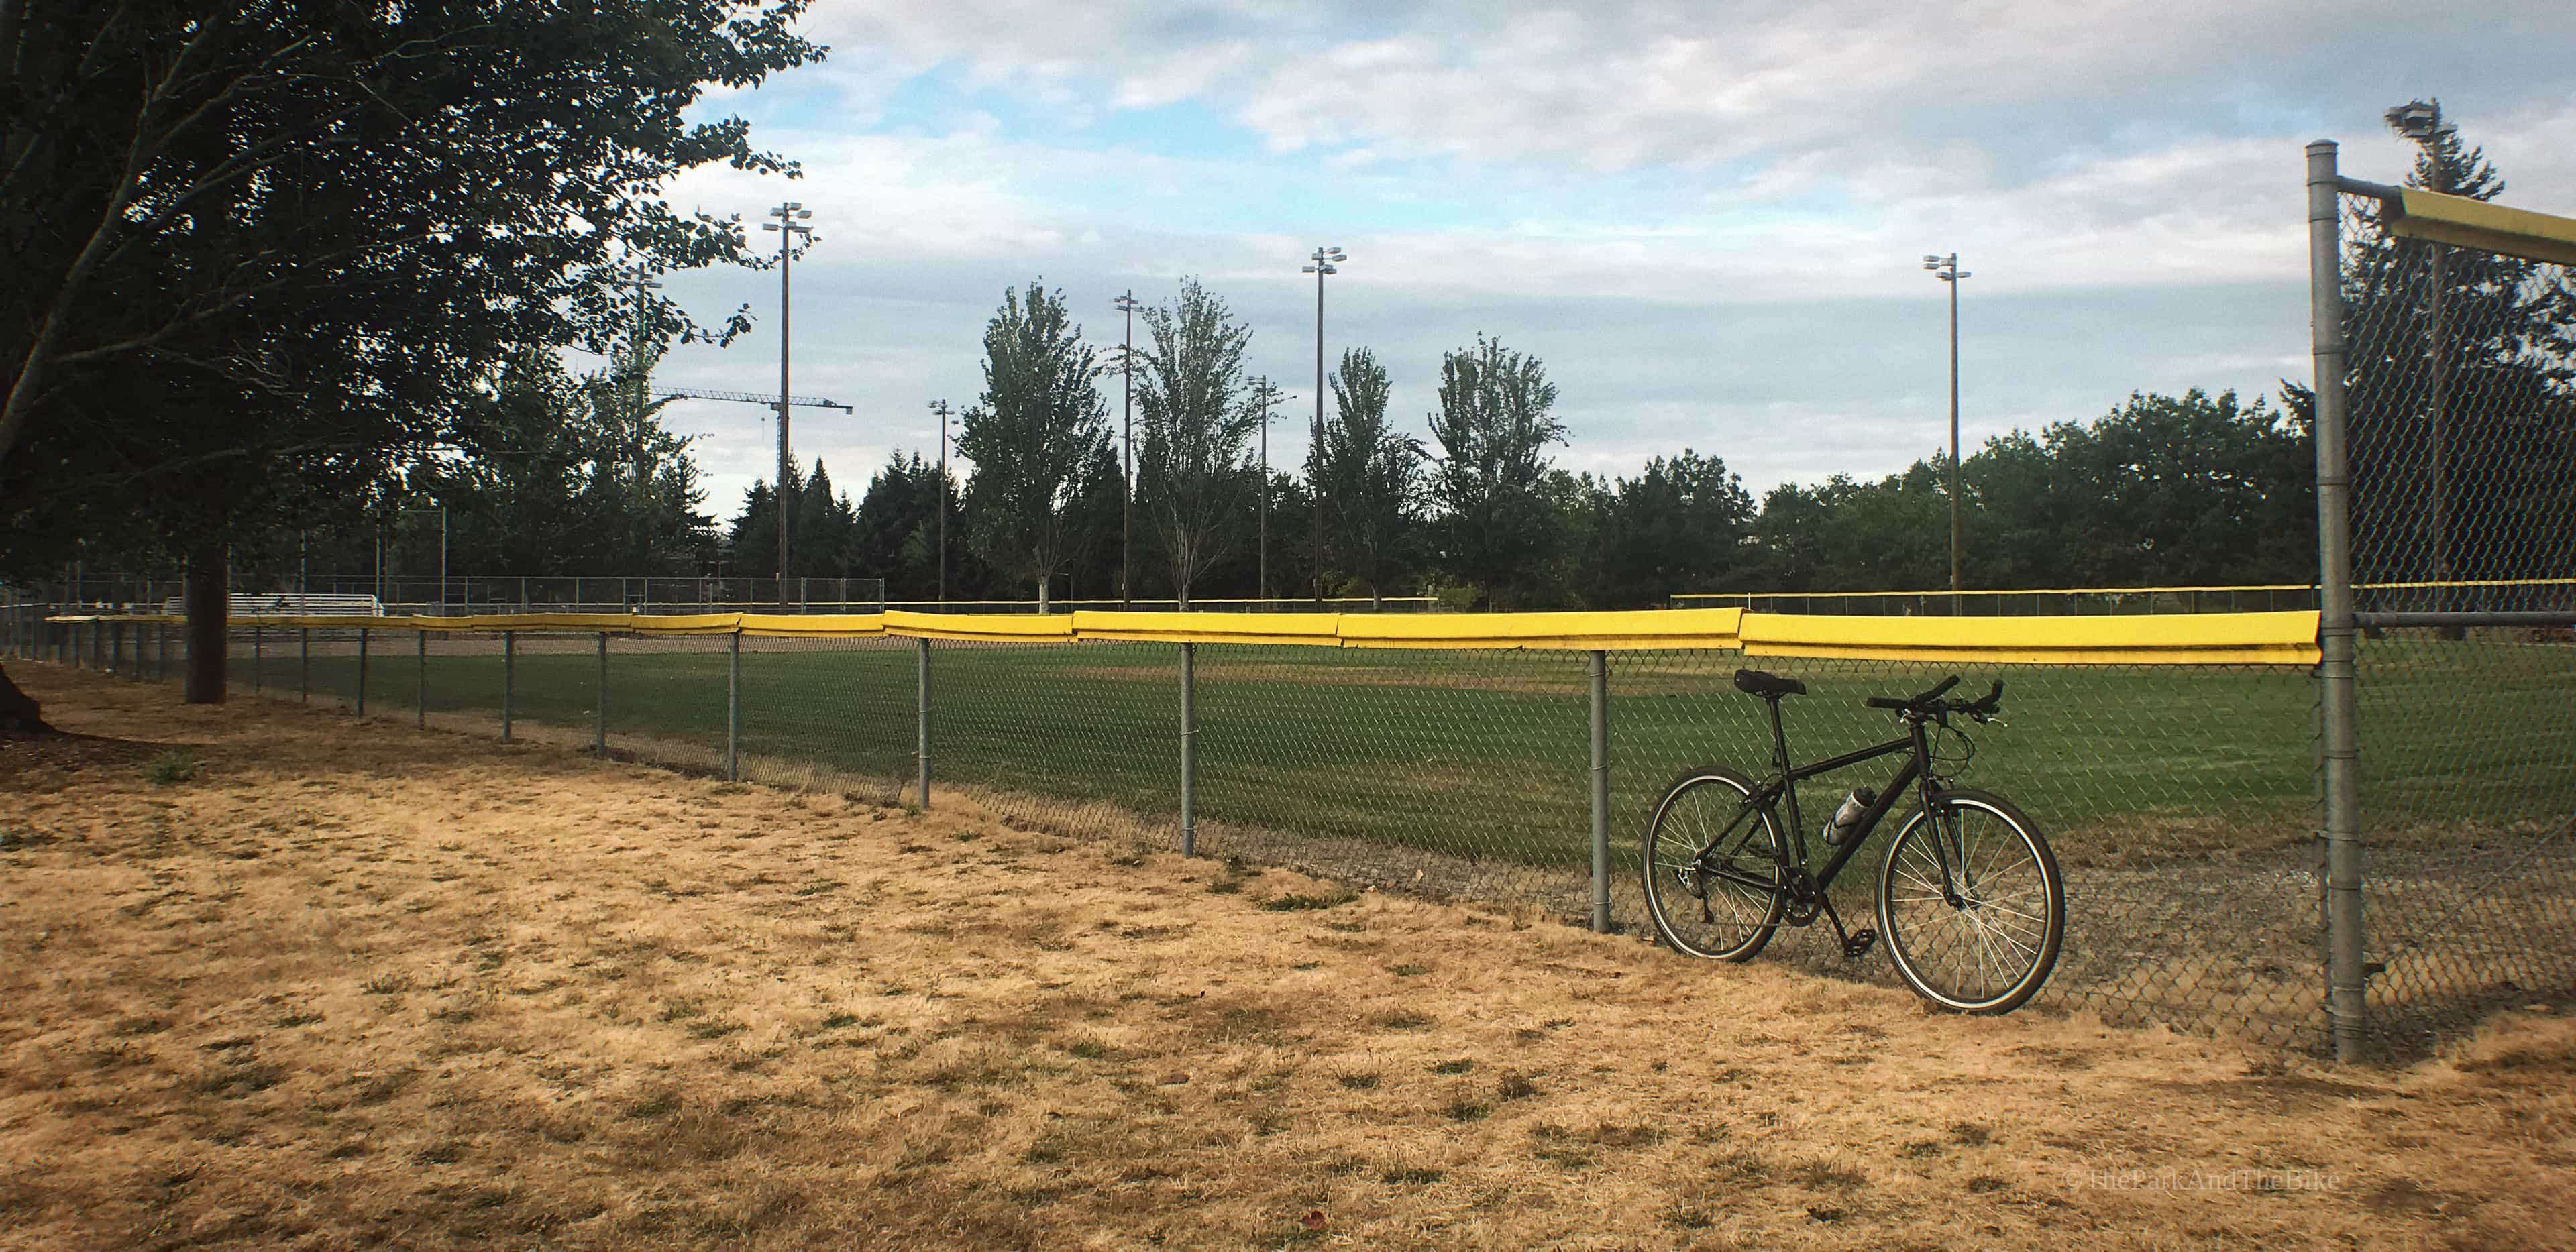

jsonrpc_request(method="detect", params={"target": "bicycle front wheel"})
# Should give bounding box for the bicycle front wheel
[1876,789,2063,1014]
[1641,766,1788,961]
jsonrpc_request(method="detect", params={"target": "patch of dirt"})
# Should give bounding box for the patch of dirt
[3,665,2573,1251]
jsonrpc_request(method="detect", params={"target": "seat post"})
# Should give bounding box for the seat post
[1767,696,1793,774]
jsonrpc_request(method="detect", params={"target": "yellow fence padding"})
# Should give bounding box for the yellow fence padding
[1336,608,1746,651]
[1069,610,1343,646]
[622,613,753,636]
[2392,188,2576,268]
[879,609,1075,643]
[437,613,606,632]
[1739,610,2321,666]
[48,605,2322,666]
[737,613,885,638]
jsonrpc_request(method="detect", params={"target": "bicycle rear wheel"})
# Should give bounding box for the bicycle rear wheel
[1641,766,1788,961]
[1876,789,2063,1013]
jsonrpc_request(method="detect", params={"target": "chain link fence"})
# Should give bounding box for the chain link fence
[8,145,2568,1064]
[2332,168,2576,1058]
[7,610,2336,1049]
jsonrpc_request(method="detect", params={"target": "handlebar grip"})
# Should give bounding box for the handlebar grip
[1919,675,1961,702]
[1865,697,1907,709]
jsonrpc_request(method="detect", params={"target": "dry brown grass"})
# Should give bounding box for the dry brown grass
[3,665,2573,1251]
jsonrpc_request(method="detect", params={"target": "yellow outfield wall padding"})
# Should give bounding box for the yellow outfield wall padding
[1739,610,2321,666]
[2393,188,2576,268]
[621,612,753,636]
[1335,608,1746,651]
[46,606,2320,666]
[434,612,753,635]
[263,614,408,630]
[737,613,885,638]
[1068,610,1343,646]
[880,609,1073,642]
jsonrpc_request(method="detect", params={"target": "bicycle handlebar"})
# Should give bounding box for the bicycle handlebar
[1866,675,1958,710]
[1865,675,2004,720]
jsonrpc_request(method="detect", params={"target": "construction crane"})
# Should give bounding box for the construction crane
[654,388,853,414]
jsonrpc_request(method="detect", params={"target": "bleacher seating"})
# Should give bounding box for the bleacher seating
[158,593,386,617]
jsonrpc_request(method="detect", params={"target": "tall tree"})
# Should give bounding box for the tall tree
[1425,335,1566,607]
[1133,278,1258,608]
[2342,103,2576,608]
[1591,451,1755,608]
[1311,347,1423,605]
[0,2,819,711]
[441,350,716,578]
[955,280,1110,610]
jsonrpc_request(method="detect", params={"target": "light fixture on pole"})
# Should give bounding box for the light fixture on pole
[1299,246,1346,606]
[761,201,816,608]
[2386,99,2458,616]
[1111,290,1142,608]
[1922,251,1970,595]
[928,400,953,604]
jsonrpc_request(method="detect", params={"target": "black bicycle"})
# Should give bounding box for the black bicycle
[1640,670,2064,1013]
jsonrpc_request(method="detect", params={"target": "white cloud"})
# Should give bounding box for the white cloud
[642,1,2576,520]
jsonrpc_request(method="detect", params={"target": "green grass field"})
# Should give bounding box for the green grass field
[216,633,2574,875]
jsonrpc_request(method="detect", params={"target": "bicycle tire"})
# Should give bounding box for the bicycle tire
[1876,789,2064,1014]
[1641,766,1789,961]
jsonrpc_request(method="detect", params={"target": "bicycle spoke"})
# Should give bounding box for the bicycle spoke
[1881,799,2059,1011]
[1644,773,1788,961]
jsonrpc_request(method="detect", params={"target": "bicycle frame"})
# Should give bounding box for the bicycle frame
[1698,701,1950,902]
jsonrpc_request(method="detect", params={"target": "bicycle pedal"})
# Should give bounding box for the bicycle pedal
[1841,929,1878,959]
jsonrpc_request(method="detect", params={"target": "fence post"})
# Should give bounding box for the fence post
[2308,139,2367,1064]
[501,631,515,743]
[253,623,263,695]
[1179,642,1197,857]
[299,627,309,703]
[356,628,369,718]
[727,630,741,783]
[915,638,932,809]
[1589,650,1612,934]
[594,631,607,755]
[111,620,123,675]
[417,629,427,730]
[158,621,169,682]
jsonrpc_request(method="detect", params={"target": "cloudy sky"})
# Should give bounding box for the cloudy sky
[639,0,2576,518]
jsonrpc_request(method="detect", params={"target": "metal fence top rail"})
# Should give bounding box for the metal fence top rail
[48,606,2326,666]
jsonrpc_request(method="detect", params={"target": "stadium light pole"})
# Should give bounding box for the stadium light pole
[620,260,663,581]
[928,400,952,604]
[2387,100,2457,616]
[1112,290,1142,607]
[1923,252,1970,594]
[1301,247,1346,606]
[761,201,815,608]
[1250,376,1286,602]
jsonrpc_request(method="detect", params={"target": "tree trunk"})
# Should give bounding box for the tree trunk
[0,662,50,734]
[1036,578,1049,614]
[184,539,227,704]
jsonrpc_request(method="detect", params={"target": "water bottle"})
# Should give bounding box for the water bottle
[1823,786,1878,846]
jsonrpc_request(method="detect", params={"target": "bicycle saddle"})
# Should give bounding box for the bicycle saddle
[1732,669,1807,699]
